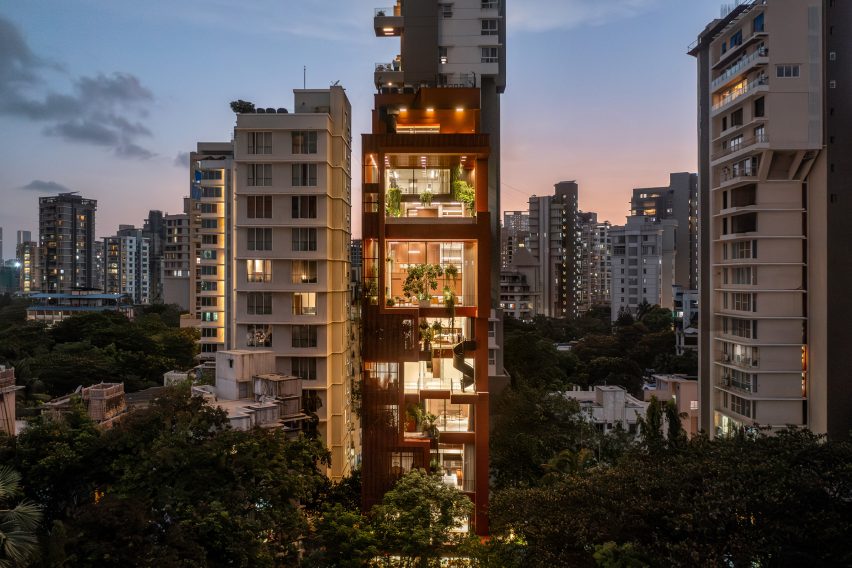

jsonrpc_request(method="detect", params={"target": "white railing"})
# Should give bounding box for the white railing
[712,76,768,111]
[711,48,767,91]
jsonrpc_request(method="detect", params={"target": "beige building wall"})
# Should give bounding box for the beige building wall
[232,87,356,479]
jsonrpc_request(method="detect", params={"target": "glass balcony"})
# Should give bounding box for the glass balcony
[712,76,768,114]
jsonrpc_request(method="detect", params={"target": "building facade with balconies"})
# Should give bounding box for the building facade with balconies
[691,0,851,437]
[38,193,97,293]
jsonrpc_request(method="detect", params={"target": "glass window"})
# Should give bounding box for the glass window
[292,163,317,186]
[247,195,273,219]
[481,19,498,35]
[481,47,498,63]
[776,64,800,78]
[293,292,317,315]
[247,292,272,315]
[247,164,272,186]
[292,131,317,154]
[292,325,318,348]
[248,131,272,154]
[292,357,317,380]
[292,228,317,251]
[246,259,272,282]
[248,228,273,251]
[292,196,317,219]
[292,260,318,283]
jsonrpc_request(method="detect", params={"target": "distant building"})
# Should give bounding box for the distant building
[16,241,40,294]
[631,172,698,291]
[610,216,677,321]
[645,374,699,437]
[42,382,128,429]
[0,366,23,436]
[163,213,192,309]
[529,182,581,318]
[501,211,530,270]
[39,193,98,293]
[103,228,151,304]
[565,385,648,436]
[26,291,134,325]
[16,230,31,246]
[577,212,611,314]
[0,260,20,295]
[673,286,698,355]
[500,247,541,322]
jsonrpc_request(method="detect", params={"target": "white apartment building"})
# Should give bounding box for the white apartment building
[566,385,648,436]
[691,0,851,437]
[103,232,151,305]
[231,87,356,480]
[610,216,676,321]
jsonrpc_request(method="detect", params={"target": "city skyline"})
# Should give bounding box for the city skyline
[0,0,722,257]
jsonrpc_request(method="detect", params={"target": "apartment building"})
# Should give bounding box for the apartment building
[631,172,699,291]
[16,240,40,294]
[163,212,192,310]
[610,216,676,321]
[690,0,852,437]
[103,228,151,305]
[189,143,233,361]
[499,248,540,322]
[529,182,581,318]
[577,212,612,313]
[501,210,530,270]
[365,0,506,534]
[39,193,97,293]
[231,87,355,480]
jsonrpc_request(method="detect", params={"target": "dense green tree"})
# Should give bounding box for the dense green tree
[637,306,673,333]
[491,429,852,567]
[371,469,473,567]
[303,503,378,568]
[503,332,568,390]
[585,357,643,396]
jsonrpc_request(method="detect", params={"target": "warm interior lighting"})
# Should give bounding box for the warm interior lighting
[456,107,464,112]
[399,107,407,112]
[426,107,435,112]
[383,27,394,32]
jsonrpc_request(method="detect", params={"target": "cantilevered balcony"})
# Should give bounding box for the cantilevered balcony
[711,76,768,116]
[711,132,768,164]
[374,5,403,36]
[375,61,403,89]
[711,47,769,94]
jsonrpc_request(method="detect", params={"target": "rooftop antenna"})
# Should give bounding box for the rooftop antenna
[303,66,306,89]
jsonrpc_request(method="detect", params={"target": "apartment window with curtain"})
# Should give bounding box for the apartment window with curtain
[247,164,272,186]
[247,131,272,154]
[292,196,317,219]
[292,228,317,251]
[246,259,272,282]
[292,357,317,380]
[293,292,317,315]
[292,325,318,348]
[247,228,273,251]
[292,131,317,154]
[247,292,272,315]
[247,195,273,219]
[292,163,317,186]
[292,260,318,283]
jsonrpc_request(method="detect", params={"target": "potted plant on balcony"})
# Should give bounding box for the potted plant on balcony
[419,189,433,207]
[422,411,440,442]
[419,320,433,351]
[452,165,475,215]
[403,263,444,307]
[386,180,402,217]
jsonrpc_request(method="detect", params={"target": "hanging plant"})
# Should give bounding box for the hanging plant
[386,183,402,217]
[402,263,443,301]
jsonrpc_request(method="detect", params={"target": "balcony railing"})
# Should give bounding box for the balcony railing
[721,161,759,182]
[712,132,768,161]
[374,6,401,17]
[711,47,768,91]
[712,76,768,112]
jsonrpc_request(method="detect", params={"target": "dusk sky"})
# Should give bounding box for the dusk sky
[0,0,724,259]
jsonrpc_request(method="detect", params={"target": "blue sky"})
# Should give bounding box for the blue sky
[0,0,723,258]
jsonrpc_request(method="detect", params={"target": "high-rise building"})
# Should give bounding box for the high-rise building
[690,0,851,437]
[163,212,192,310]
[365,0,506,534]
[16,241,40,294]
[189,142,233,361]
[610,216,676,321]
[577,212,612,313]
[16,230,31,246]
[39,193,97,293]
[143,210,167,303]
[529,182,580,318]
[500,247,541,322]
[500,210,529,270]
[631,172,699,291]
[103,228,151,305]
[231,87,356,480]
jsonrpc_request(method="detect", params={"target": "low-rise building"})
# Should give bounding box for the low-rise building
[673,286,698,355]
[26,291,134,325]
[42,382,129,429]
[645,373,700,437]
[565,385,648,436]
[0,366,23,436]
